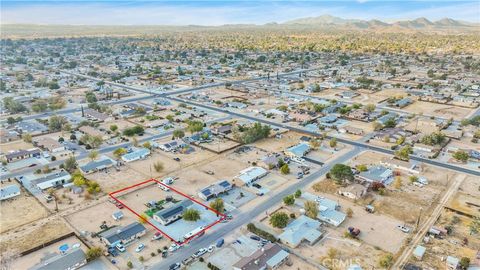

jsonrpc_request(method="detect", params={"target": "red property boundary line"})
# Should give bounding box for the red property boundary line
[108,178,226,245]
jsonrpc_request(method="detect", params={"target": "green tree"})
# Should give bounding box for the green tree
[88,150,99,161]
[395,145,412,161]
[280,164,290,175]
[365,103,376,113]
[453,150,469,162]
[329,138,337,148]
[113,147,127,158]
[48,115,68,131]
[183,209,201,221]
[85,246,103,261]
[110,124,118,132]
[209,198,224,214]
[283,195,295,205]
[63,156,77,172]
[294,189,302,198]
[269,212,289,228]
[173,129,185,139]
[186,120,204,134]
[304,200,319,219]
[378,253,394,268]
[460,257,470,270]
[22,133,32,143]
[329,164,354,184]
[127,261,133,269]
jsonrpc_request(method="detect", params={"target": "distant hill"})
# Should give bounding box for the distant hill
[283,15,478,31]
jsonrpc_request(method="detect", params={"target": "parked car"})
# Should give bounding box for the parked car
[397,225,411,233]
[169,243,180,252]
[182,257,194,266]
[252,183,262,189]
[192,248,207,258]
[207,245,215,253]
[173,157,181,162]
[216,238,224,248]
[116,243,126,253]
[44,195,53,202]
[152,232,163,240]
[204,170,215,175]
[169,263,181,270]
[115,203,124,209]
[296,172,304,179]
[256,192,264,196]
[250,235,261,241]
[135,243,145,252]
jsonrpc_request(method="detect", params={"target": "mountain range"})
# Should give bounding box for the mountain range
[282,15,478,30]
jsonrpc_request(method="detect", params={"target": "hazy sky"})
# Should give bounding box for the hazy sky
[2,1,479,25]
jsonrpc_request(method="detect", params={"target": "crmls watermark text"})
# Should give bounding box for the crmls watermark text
[320,258,362,268]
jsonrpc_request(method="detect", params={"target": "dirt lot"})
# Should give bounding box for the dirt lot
[0,140,34,153]
[0,186,49,233]
[407,210,480,269]
[350,151,453,224]
[404,101,474,119]
[88,163,149,193]
[0,218,71,255]
[254,131,306,152]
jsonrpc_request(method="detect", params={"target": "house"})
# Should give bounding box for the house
[32,137,65,153]
[232,243,289,270]
[377,112,398,125]
[356,166,393,184]
[121,148,151,162]
[234,167,268,186]
[198,180,233,201]
[0,128,19,143]
[260,154,284,169]
[145,119,170,128]
[153,98,171,106]
[338,184,367,200]
[413,245,426,260]
[289,112,314,123]
[446,256,460,270]
[391,98,413,108]
[158,140,185,152]
[0,184,20,201]
[153,200,193,225]
[79,156,117,174]
[83,108,112,122]
[318,115,337,124]
[4,148,41,163]
[212,125,232,135]
[285,143,310,158]
[339,126,364,135]
[316,197,346,227]
[29,248,87,270]
[380,157,421,174]
[278,215,323,248]
[31,170,72,190]
[100,222,146,247]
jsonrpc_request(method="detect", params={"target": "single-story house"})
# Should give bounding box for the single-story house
[446,256,460,270]
[33,137,65,153]
[234,166,268,186]
[100,222,146,247]
[318,115,338,124]
[198,180,233,201]
[339,126,364,135]
[145,119,170,128]
[212,125,232,135]
[121,148,151,163]
[31,170,72,190]
[233,243,289,270]
[278,215,323,248]
[338,184,367,200]
[0,184,21,201]
[0,128,19,143]
[158,140,185,152]
[285,143,311,158]
[153,200,193,226]
[380,157,421,174]
[413,245,426,260]
[5,148,41,163]
[356,166,393,185]
[29,248,87,270]
[153,98,171,106]
[79,156,117,174]
[316,197,346,227]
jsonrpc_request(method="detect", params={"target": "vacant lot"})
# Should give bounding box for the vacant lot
[405,101,474,119]
[0,188,48,233]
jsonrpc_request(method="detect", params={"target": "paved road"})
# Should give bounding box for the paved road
[169,97,480,177]
[150,147,363,269]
